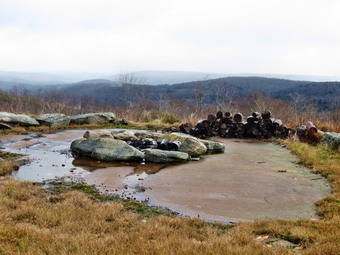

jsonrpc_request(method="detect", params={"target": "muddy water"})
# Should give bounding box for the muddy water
[0,130,330,223]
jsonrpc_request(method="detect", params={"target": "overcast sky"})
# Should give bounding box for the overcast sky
[0,0,339,76]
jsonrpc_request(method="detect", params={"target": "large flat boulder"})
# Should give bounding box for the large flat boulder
[70,112,115,125]
[200,140,225,154]
[144,149,189,163]
[36,113,70,128]
[0,112,39,126]
[321,132,340,151]
[71,138,144,161]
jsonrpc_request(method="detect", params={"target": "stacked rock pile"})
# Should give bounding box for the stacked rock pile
[179,110,290,139]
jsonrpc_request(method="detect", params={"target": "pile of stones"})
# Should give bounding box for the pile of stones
[71,129,225,164]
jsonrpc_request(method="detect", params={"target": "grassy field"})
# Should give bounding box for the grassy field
[0,140,339,254]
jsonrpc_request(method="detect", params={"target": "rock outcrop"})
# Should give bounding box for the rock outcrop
[0,112,39,126]
[144,149,189,163]
[71,138,144,161]
[36,113,70,128]
[70,112,116,125]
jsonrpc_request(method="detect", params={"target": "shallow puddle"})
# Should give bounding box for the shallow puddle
[0,130,331,223]
[138,139,331,222]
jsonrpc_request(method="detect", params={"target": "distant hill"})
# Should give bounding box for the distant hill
[0,71,109,85]
[1,70,339,111]
[59,76,340,111]
[0,70,340,89]
[125,71,340,84]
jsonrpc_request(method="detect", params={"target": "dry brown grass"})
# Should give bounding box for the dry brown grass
[281,141,340,220]
[0,151,21,176]
[0,161,19,176]
[0,178,277,255]
[0,141,339,254]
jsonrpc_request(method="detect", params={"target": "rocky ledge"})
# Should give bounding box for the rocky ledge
[0,111,123,129]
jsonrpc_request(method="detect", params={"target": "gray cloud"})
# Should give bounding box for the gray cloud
[0,0,339,76]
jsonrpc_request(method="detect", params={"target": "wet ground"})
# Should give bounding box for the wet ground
[0,130,330,223]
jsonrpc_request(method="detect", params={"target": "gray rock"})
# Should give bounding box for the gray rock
[114,119,129,125]
[270,240,297,248]
[163,132,193,143]
[70,112,115,125]
[134,130,163,140]
[179,138,207,156]
[71,138,144,161]
[144,149,189,163]
[83,130,114,139]
[0,122,12,130]
[111,130,137,140]
[200,140,225,154]
[320,132,340,151]
[36,113,71,128]
[0,112,39,126]
[164,132,208,156]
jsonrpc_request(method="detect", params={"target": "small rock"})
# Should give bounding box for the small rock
[320,132,340,151]
[144,149,189,163]
[83,130,114,139]
[179,138,207,156]
[270,240,297,248]
[111,130,137,141]
[200,140,226,154]
[191,157,200,161]
[0,122,12,130]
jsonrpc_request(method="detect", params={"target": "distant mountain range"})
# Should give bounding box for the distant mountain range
[59,76,340,111]
[0,71,339,111]
[0,70,340,88]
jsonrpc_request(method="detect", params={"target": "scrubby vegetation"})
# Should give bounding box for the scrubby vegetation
[1,88,339,133]
[0,140,339,254]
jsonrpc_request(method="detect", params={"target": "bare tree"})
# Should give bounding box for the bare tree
[193,75,210,114]
[158,92,171,113]
[213,82,234,112]
[289,93,308,112]
[116,72,148,107]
